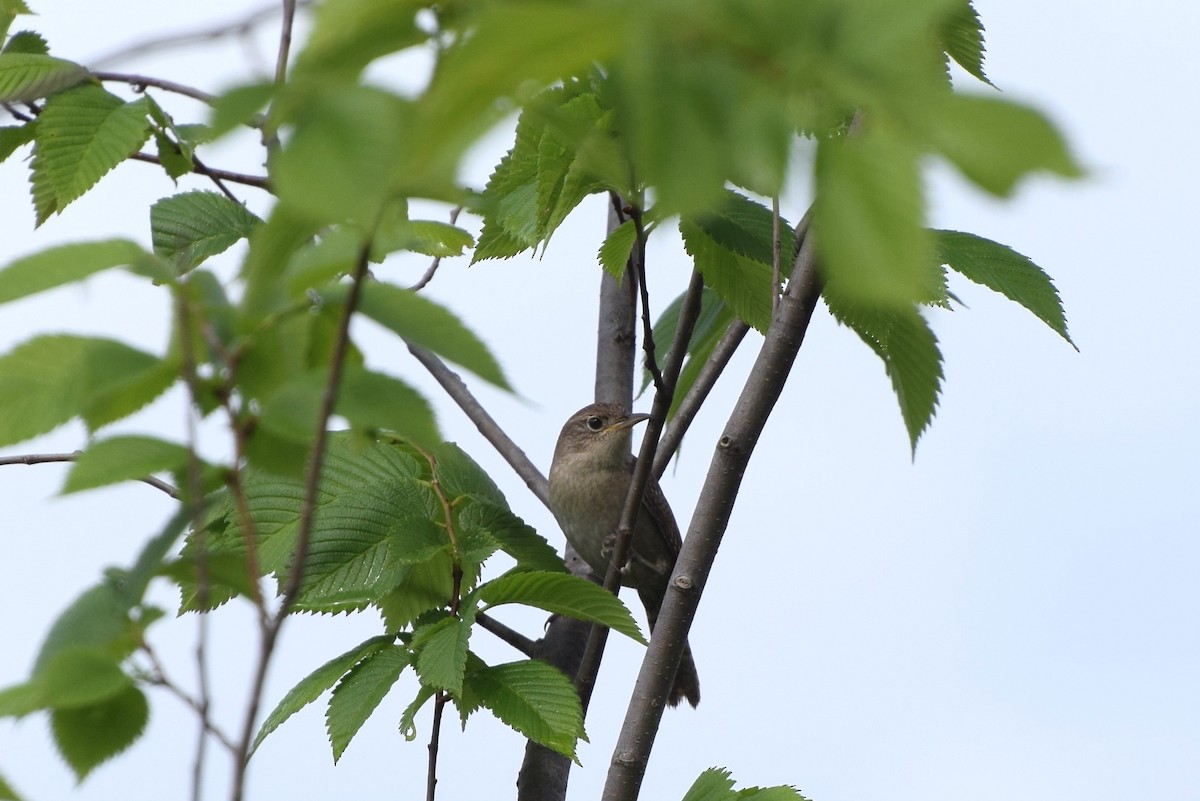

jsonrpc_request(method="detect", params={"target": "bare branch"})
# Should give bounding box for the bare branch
[87,2,309,69]
[0,451,180,499]
[92,71,217,105]
[274,0,299,87]
[126,151,270,190]
[139,645,237,755]
[407,343,549,505]
[601,222,823,801]
[476,612,539,657]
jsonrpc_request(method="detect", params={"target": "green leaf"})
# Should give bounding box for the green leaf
[939,0,990,85]
[152,129,192,180]
[0,53,88,103]
[682,767,812,801]
[679,220,773,333]
[398,684,436,741]
[250,634,395,755]
[50,684,148,781]
[934,229,1075,347]
[389,219,475,258]
[82,351,178,433]
[826,298,943,453]
[122,508,193,608]
[208,82,273,140]
[0,769,23,801]
[30,85,150,224]
[33,582,133,675]
[0,122,35,164]
[63,434,190,494]
[598,219,637,278]
[412,615,472,694]
[326,645,410,762]
[456,499,566,574]
[429,442,506,507]
[0,239,151,305]
[355,281,510,390]
[815,128,938,310]
[150,190,261,271]
[294,0,423,79]
[258,365,439,449]
[1,30,46,55]
[0,335,170,446]
[32,648,132,709]
[926,94,1082,197]
[271,83,413,225]
[465,660,584,762]
[478,571,645,643]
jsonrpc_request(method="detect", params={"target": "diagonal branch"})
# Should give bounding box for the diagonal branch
[601,221,823,801]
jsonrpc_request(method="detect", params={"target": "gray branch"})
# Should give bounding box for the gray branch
[601,223,823,801]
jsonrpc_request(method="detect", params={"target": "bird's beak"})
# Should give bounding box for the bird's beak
[605,412,650,433]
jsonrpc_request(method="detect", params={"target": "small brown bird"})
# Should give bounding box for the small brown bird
[548,402,700,707]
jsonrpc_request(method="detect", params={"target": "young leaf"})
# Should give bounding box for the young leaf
[0,122,35,163]
[412,615,472,694]
[49,684,148,781]
[939,0,990,85]
[0,335,168,447]
[465,660,585,762]
[150,190,261,272]
[152,130,192,180]
[826,298,944,453]
[250,634,396,755]
[455,499,566,574]
[1,30,47,55]
[0,239,151,305]
[935,229,1075,347]
[30,85,150,224]
[326,645,410,762]
[681,767,812,801]
[598,218,637,278]
[477,571,646,644]
[62,434,190,495]
[0,53,88,103]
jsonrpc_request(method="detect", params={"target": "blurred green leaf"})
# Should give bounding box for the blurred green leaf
[63,435,190,495]
[294,0,423,79]
[0,239,152,305]
[50,684,148,781]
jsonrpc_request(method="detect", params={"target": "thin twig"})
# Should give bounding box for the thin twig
[406,344,549,505]
[88,2,310,68]
[652,318,751,479]
[92,71,217,105]
[127,151,269,190]
[229,241,374,801]
[0,451,180,499]
[630,210,665,395]
[274,0,298,87]
[410,207,463,291]
[476,612,538,656]
[1,102,34,122]
[139,646,238,754]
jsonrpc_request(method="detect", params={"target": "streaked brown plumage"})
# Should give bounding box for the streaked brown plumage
[547,403,700,708]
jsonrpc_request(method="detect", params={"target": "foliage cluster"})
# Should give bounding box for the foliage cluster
[0,0,1076,797]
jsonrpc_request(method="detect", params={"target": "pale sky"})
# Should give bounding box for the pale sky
[1,2,1196,800]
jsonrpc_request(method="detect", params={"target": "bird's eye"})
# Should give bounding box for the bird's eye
[585,415,604,431]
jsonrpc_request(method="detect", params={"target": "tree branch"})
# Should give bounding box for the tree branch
[0,451,180,499]
[126,151,270,190]
[601,222,823,801]
[406,344,548,505]
[92,71,217,105]
[476,612,538,657]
